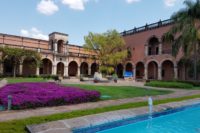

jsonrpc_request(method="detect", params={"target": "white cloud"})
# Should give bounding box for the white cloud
[164,0,178,7]
[20,29,30,37]
[61,0,89,10]
[37,0,59,15]
[126,0,141,4]
[36,0,143,14]
[20,27,48,40]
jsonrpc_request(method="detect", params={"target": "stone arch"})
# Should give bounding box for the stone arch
[147,61,158,80]
[91,63,98,76]
[146,59,159,67]
[147,36,159,55]
[68,61,78,76]
[116,63,124,78]
[80,62,89,76]
[57,62,64,76]
[40,58,52,75]
[3,57,20,76]
[22,57,37,76]
[57,40,64,53]
[125,62,134,72]
[135,62,145,80]
[161,60,174,80]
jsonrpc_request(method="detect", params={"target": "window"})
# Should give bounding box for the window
[156,47,159,55]
[148,47,152,55]
[127,48,132,58]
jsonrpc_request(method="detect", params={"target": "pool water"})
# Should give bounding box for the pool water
[97,105,200,133]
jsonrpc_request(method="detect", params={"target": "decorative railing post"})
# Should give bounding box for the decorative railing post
[7,95,12,111]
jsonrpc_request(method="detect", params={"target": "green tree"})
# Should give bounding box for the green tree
[164,0,200,80]
[0,47,41,77]
[84,30,127,75]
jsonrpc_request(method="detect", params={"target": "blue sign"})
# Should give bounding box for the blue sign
[124,71,134,78]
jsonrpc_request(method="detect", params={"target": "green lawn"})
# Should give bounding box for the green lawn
[66,84,172,100]
[1,94,200,133]
[145,81,194,89]
[7,78,47,84]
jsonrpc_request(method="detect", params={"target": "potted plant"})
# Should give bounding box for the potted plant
[112,73,118,83]
[94,77,99,83]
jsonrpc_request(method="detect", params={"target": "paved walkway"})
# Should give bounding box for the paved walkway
[0,80,200,122]
[62,78,145,87]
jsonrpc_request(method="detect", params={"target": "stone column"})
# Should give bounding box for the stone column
[159,43,162,55]
[77,66,80,77]
[174,65,178,80]
[52,65,57,75]
[64,66,68,77]
[133,67,136,80]
[54,42,58,53]
[144,65,148,80]
[145,44,148,56]
[0,62,3,75]
[36,67,40,76]
[158,65,162,80]
[19,63,23,76]
[88,65,91,76]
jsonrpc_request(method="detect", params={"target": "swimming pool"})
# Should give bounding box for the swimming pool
[74,103,200,133]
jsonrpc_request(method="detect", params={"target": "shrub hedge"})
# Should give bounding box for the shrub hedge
[145,81,194,89]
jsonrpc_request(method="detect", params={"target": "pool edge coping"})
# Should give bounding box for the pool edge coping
[26,98,200,133]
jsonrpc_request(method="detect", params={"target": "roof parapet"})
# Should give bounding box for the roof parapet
[121,19,174,36]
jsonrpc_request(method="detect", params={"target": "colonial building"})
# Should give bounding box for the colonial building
[0,32,98,77]
[0,19,197,80]
[122,19,198,81]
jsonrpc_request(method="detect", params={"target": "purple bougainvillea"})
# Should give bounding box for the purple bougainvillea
[0,82,100,110]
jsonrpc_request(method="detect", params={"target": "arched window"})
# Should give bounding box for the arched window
[148,37,159,55]
[57,40,64,53]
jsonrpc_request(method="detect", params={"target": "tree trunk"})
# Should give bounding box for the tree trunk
[13,58,17,78]
[13,64,16,78]
[194,43,197,81]
[115,66,117,74]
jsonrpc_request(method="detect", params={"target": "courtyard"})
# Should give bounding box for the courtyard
[0,77,200,133]
[0,0,200,132]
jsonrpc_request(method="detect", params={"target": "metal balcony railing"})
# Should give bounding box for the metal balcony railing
[121,19,174,36]
[0,43,97,58]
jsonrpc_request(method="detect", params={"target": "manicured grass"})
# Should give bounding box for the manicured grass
[145,81,194,89]
[66,84,172,100]
[1,94,200,133]
[7,78,47,84]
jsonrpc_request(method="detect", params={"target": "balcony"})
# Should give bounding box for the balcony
[0,43,97,59]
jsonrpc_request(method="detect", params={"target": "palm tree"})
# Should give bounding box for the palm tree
[164,0,200,80]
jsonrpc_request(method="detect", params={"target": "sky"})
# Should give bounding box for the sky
[0,0,186,46]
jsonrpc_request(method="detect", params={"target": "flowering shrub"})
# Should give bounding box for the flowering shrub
[0,82,100,110]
